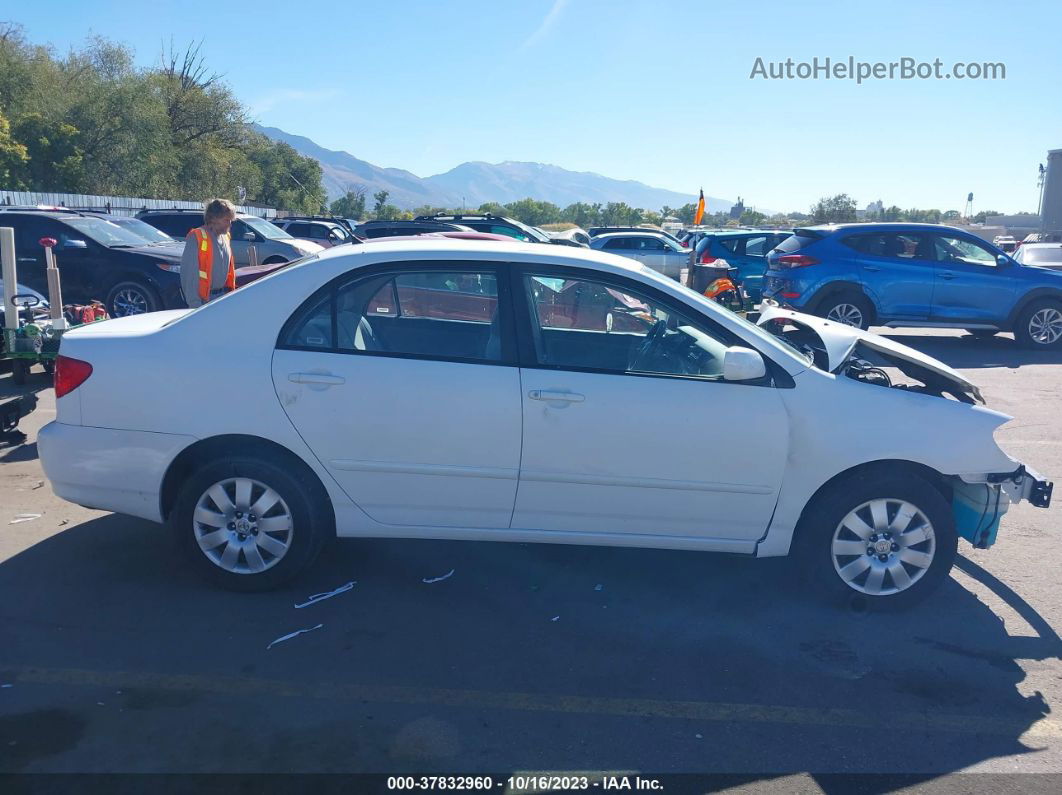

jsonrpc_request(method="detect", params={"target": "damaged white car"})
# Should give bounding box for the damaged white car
[37,241,1052,607]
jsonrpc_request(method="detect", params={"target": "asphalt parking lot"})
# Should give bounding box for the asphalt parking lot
[2,329,1062,784]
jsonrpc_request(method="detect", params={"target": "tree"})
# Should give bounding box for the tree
[503,198,561,226]
[809,194,857,224]
[0,108,28,186]
[373,190,390,215]
[674,203,698,224]
[330,185,368,219]
[740,209,767,226]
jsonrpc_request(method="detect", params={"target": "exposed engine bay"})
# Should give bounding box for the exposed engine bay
[756,304,984,404]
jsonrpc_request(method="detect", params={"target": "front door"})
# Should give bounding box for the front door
[930,233,1018,324]
[272,263,522,528]
[511,270,789,543]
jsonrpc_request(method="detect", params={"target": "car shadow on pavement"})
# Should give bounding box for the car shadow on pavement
[878,332,1062,370]
[0,514,1058,776]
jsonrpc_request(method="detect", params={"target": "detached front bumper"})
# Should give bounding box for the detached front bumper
[952,465,1053,549]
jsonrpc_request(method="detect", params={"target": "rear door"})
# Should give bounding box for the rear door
[839,231,935,318]
[272,262,522,528]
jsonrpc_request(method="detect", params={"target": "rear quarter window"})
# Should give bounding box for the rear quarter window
[774,234,815,254]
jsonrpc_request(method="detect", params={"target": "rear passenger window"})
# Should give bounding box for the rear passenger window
[603,238,630,250]
[718,238,740,254]
[281,269,505,362]
[743,236,769,256]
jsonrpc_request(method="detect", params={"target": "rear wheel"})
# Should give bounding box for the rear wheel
[1014,299,1062,349]
[795,471,957,610]
[170,453,331,591]
[818,292,873,330]
[106,280,161,317]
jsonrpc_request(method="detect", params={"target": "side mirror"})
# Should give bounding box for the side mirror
[62,239,88,250]
[243,232,257,242]
[996,254,1010,267]
[722,346,767,382]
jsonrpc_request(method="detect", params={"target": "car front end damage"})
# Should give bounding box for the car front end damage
[756,305,1054,549]
[951,465,1053,549]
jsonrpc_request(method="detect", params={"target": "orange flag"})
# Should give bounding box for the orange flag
[694,188,705,225]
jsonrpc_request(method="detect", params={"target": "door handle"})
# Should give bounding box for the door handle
[288,372,346,385]
[528,390,585,403]
[940,272,957,280]
[863,265,880,272]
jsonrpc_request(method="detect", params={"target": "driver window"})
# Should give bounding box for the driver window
[523,274,729,378]
[934,235,997,267]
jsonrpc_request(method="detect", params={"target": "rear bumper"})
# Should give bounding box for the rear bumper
[38,421,196,523]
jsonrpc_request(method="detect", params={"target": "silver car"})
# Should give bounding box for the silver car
[136,210,323,266]
[589,231,690,280]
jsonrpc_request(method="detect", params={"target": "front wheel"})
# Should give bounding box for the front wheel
[170,453,331,591]
[106,280,161,317]
[1014,299,1062,349]
[795,472,957,610]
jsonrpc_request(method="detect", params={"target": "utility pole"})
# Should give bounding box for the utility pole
[1037,163,1047,235]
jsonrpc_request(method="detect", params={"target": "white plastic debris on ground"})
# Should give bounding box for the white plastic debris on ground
[9,514,41,524]
[267,623,324,650]
[422,569,455,584]
[294,581,355,609]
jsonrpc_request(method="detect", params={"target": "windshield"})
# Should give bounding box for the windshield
[242,215,292,240]
[64,217,154,247]
[112,217,175,244]
[506,219,549,242]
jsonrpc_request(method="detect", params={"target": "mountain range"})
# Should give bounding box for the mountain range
[252,124,734,214]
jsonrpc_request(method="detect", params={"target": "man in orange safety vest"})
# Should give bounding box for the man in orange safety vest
[180,198,237,308]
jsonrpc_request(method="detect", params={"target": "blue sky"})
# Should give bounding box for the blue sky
[8,0,1061,212]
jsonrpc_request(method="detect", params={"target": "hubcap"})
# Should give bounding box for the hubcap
[113,288,149,317]
[1028,308,1062,345]
[826,303,864,327]
[831,498,935,596]
[193,477,293,574]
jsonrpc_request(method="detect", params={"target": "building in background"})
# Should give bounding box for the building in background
[728,197,745,220]
[1040,149,1062,235]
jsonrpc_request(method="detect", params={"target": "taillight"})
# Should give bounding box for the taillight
[54,355,93,398]
[699,252,717,264]
[777,255,820,268]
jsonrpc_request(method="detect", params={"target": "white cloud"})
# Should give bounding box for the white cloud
[519,0,570,51]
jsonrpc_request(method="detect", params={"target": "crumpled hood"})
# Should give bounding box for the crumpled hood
[757,305,984,403]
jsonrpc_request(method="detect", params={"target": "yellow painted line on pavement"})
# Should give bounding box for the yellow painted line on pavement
[9,666,1061,740]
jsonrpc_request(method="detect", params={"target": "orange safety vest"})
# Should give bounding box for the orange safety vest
[192,227,236,302]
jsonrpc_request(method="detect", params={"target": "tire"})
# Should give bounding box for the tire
[794,471,957,610]
[170,453,332,591]
[965,329,998,340]
[11,359,29,385]
[1014,298,1062,349]
[817,291,873,330]
[106,280,161,317]
[42,360,55,375]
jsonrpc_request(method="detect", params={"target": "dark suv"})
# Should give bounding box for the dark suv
[0,208,185,316]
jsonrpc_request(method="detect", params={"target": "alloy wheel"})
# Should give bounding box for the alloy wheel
[193,477,294,574]
[830,498,935,596]
[1028,307,1062,345]
[826,303,864,327]
[112,287,150,316]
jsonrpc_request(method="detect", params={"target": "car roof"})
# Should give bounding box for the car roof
[800,222,978,233]
[592,231,673,239]
[1019,242,1062,249]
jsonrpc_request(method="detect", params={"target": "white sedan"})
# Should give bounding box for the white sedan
[38,240,1052,607]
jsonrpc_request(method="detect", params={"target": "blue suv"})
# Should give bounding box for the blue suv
[690,229,793,302]
[763,223,1062,349]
